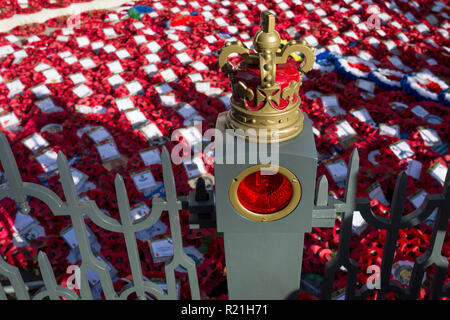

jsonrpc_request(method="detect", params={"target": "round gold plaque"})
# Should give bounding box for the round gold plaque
[228,164,301,222]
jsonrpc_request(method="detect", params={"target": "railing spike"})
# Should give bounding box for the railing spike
[57,150,78,205]
[315,175,328,206]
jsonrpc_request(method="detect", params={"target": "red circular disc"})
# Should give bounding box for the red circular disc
[237,170,293,214]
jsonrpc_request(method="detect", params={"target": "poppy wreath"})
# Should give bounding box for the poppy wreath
[401,70,449,102]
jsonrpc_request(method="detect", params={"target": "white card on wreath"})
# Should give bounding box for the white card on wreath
[411,105,429,118]
[195,81,210,94]
[13,211,35,233]
[134,35,147,45]
[13,49,27,64]
[56,35,69,42]
[0,45,14,57]
[190,61,209,71]
[406,159,422,180]
[0,112,20,130]
[177,103,197,119]
[22,133,49,154]
[76,36,90,48]
[79,57,96,69]
[125,81,143,95]
[107,74,125,87]
[125,109,147,126]
[143,64,158,76]
[350,108,373,124]
[145,53,161,64]
[180,126,202,147]
[103,27,118,38]
[139,148,161,166]
[408,189,427,208]
[130,202,151,221]
[69,72,86,85]
[188,73,203,83]
[417,127,441,146]
[64,56,78,65]
[172,41,187,51]
[379,123,400,137]
[149,238,174,261]
[336,120,357,139]
[42,68,63,83]
[367,184,390,205]
[115,97,134,112]
[96,141,121,162]
[103,44,116,53]
[6,79,25,97]
[183,157,206,179]
[325,160,348,184]
[147,41,161,53]
[356,79,376,92]
[139,122,163,140]
[142,28,156,36]
[91,41,104,51]
[87,127,112,144]
[34,62,51,72]
[131,170,157,192]
[35,98,63,113]
[72,84,93,98]
[70,167,89,190]
[160,68,178,82]
[159,94,177,107]
[428,162,447,186]
[155,83,173,94]
[116,49,131,60]
[35,149,58,173]
[31,84,51,99]
[175,52,193,65]
[133,21,145,29]
[390,140,414,159]
[61,227,79,248]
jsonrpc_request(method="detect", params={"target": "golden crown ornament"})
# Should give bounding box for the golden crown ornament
[218,11,315,142]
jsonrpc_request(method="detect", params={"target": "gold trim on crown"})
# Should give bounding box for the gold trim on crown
[218,11,315,143]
